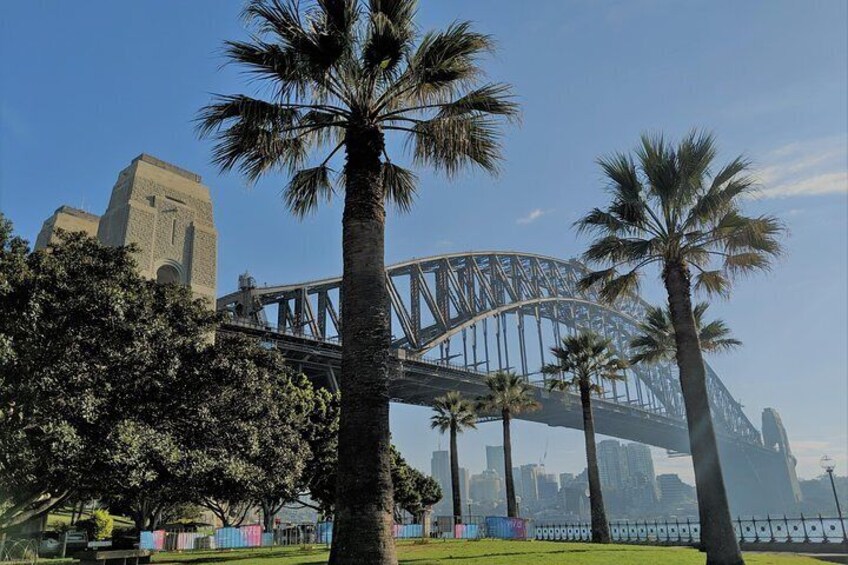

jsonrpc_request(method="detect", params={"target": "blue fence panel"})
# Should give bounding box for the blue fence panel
[139,531,155,550]
[317,522,333,544]
[215,527,245,549]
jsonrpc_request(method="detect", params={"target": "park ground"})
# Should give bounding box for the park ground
[151,540,829,565]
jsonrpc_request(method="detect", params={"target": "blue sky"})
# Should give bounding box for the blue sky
[1,0,846,483]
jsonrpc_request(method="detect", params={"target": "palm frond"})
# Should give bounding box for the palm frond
[283,165,334,216]
[693,269,730,297]
[363,0,416,76]
[597,269,640,304]
[382,161,417,212]
[409,114,502,177]
[407,21,493,102]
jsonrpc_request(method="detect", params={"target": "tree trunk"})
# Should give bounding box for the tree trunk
[580,379,610,543]
[449,422,462,523]
[328,125,397,565]
[260,500,276,533]
[663,262,744,565]
[501,409,518,518]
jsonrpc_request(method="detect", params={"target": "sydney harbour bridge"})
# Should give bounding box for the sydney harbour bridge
[217,251,802,514]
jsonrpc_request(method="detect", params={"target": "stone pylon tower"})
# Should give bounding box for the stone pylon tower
[97,154,217,305]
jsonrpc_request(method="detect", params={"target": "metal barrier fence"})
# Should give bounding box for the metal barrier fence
[139,523,318,551]
[535,515,848,545]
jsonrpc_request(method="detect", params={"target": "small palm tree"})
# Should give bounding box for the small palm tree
[630,302,741,365]
[430,391,477,522]
[576,131,784,565]
[198,2,517,563]
[477,371,539,518]
[541,332,627,544]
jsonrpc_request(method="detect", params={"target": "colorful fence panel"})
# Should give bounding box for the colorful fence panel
[139,530,165,551]
[317,522,333,544]
[485,516,529,540]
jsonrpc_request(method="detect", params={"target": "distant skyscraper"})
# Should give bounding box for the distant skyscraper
[559,472,575,487]
[537,473,559,506]
[486,445,505,478]
[431,450,451,514]
[458,467,470,512]
[625,443,656,484]
[470,470,503,504]
[657,473,695,506]
[519,464,542,507]
[597,440,628,491]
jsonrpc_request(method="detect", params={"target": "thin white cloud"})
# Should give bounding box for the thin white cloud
[754,135,848,199]
[516,208,553,225]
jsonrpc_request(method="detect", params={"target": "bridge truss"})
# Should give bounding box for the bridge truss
[218,251,761,448]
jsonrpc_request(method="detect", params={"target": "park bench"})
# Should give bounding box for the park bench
[74,549,152,565]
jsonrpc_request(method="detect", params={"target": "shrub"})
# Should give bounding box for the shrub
[89,510,114,541]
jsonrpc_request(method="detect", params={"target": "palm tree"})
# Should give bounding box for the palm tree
[575,131,784,565]
[197,2,517,563]
[477,371,539,518]
[630,302,741,365]
[430,391,477,522]
[541,332,627,544]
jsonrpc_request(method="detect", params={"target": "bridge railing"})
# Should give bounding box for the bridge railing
[534,515,848,545]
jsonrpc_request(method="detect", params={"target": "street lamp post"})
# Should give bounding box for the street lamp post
[820,455,847,543]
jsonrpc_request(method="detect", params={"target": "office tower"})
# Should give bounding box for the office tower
[431,450,451,514]
[657,474,695,506]
[470,470,503,504]
[597,439,628,491]
[486,445,506,478]
[537,473,559,505]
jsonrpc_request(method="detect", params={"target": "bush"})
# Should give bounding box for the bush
[76,510,114,541]
[92,509,114,541]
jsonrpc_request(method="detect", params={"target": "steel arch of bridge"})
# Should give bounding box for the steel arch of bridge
[218,251,761,447]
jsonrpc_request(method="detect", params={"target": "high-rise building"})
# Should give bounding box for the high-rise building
[624,443,658,508]
[625,443,656,484]
[597,440,629,491]
[431,450,451,513]
[537,473,559,506]
[458,467,470,512]
[470,470,502,505]
[657,474,695,507]
[559,472,575,488]
[486,445,505,478]
[519,464,542,507]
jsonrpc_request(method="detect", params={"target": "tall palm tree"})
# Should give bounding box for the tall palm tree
[541,332,627,544]
[198,2,517,563]
[477,371,539,518]
[575,131,784,565]
[430,391,477,522]
[630,302,741,365]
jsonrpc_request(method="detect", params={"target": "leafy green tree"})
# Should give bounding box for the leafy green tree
[197,1,517,560]
[630,302,741,365]
[0,224,216,533]
[477,371,539,518]
[183,335,315,528]
[430,392,476,520]
[542,332,627,543]
[389,446,441,522]
[575,131,784,565]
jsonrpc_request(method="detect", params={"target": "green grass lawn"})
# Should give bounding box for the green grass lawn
[151,540,826,565]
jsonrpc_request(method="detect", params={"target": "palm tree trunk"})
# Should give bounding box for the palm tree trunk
[580,380,610,543]
[663,262,743,565]
[501,409,518,518]
[328,125,397,565]
[449,422,462,523]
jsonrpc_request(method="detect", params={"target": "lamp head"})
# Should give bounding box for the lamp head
[820,454,836,472]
